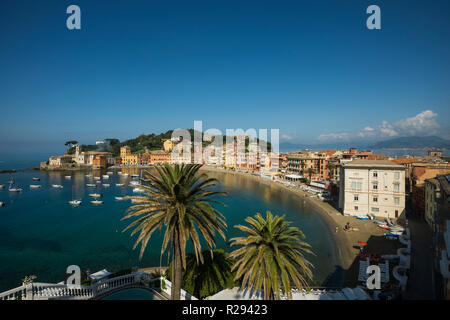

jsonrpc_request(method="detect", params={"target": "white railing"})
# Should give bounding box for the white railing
[0,272,164,300]
[161,279,198,300]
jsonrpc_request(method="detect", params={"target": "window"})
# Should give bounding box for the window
[357,182,362,190]
[394,197,400,205]
[354,195,359,201]
[373,183,378,190]
[371,207,379,213]
[373,172,378,178]
[394,184,399,192]
[351,181,356,189]
[394,172,400,180]
[373,196,378,202]
[354,206,359,211]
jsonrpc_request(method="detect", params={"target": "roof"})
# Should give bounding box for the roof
[343,159,404,170]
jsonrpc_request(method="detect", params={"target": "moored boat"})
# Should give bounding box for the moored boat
[32,177,40,181]
[115,196,124,201]
[102,175,109,179]
[30,185,42,189]
[91,200,104,205]
[65,176,72,179]
[69,200,82,206]
[86,183,96,187]
[116,183,125,187]
[52,184,63,188]
[102,184,110,187]
[89,193,102,198]
[106,171,113,175]
[0,184,4,189]
[133,187,144,193]
[0,202,5,207]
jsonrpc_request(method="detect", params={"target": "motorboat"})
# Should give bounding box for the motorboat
[121,173,129,177]
[69,200,82,206]
[94,177,101,180]
[85,174,92,178]
[131,174,140,178]
[106,172,113,175]
[52,184,63,188]
[102,184,110,187]
[116,183,125,187]
[89,193,102,198]
[130,180,140,186]
[9,187,23,192]
[115,196,125,201]
[102,175,109,179]
[378,224,390,230]
[91,200,104,205]
[133,188,145,193]
[355,214,370,220]
[86,183,96,187]
[32,177,40,181]
[65,176,72,179]
[30,185,42,189]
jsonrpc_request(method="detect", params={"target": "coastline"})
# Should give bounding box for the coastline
[200,167,393,288]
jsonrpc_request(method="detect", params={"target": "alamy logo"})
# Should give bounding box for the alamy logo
[66,265,81,288]
[366,5,381,30]
[366,264,381,290]
[66,5,81,30]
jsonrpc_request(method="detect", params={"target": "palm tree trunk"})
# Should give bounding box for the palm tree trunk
[171,229,182,300]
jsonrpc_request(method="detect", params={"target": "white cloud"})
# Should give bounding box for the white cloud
[316,110,440,142]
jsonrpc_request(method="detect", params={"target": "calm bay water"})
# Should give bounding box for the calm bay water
[0,167,338,292]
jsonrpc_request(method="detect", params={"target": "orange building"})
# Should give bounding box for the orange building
[92,154,107,169]
[150,150,171,165]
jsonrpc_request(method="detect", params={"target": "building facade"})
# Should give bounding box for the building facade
[339,160,406,219]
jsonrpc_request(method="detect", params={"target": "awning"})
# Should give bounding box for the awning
[89,269,111,280]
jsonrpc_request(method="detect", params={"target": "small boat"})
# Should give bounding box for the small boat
[378,224,390,230]
[374,220,387,225]
[69,200,82,206]
[102,184,110,187]
[0,202,5,207]
[52,184,63,188]
[65,176,72,179]
[102,175,109,179]
[130,180,140,186]
[91,200,104,205]
[106,172,113,175]
[121,173,129,177]
[89,193,102,198]
[30,185,42,189]
[116,183,125,187]
[0,185,4,189]
[86,184,96,187]
[85,174,92,178]
[131,174,140,178]
[115,196,125,201]
[32,177,40,181]
[96,181,101,184]
[133,188,144,193]
[355,214,370,220]
[9,187,23,192]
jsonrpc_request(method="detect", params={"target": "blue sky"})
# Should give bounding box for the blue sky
[0,0,449,156]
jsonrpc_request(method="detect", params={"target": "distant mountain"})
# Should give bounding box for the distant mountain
[368,136,450,150]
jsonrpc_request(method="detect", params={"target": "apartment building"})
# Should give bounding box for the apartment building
[339,159,405,219]
[424,174,450,299]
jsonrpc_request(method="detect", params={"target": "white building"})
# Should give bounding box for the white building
[339,160,405,219]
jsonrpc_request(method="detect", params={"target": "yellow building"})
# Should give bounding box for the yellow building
[120,146,131,159]
[123,154,139,166]
[163,139,175,152]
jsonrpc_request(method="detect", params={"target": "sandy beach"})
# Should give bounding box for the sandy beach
[201,167,402,287]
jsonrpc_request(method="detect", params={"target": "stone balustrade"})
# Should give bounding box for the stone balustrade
[0,272,165,300]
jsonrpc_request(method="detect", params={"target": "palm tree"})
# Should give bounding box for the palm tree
[229,211,314,300]
[166,249,236,299]
[326,162,336,180]
[121,164,227,300]
[305,167,315,182]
